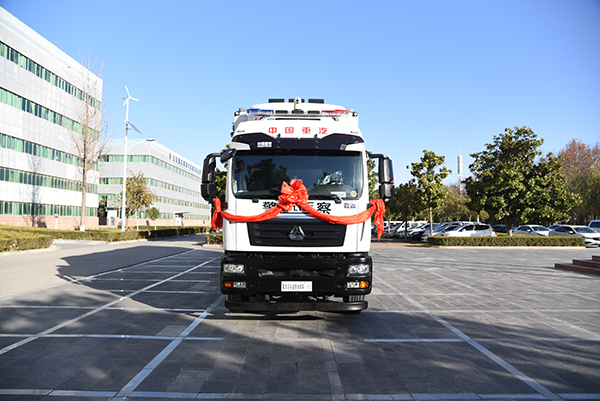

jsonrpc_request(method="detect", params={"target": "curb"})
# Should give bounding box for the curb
[0,245,59,257]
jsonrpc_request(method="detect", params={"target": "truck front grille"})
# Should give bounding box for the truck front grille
[247,218,346,247]
[259,268,336,278]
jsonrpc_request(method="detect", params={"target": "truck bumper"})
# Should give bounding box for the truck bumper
[220,251,372,313]
[225,298,367,313]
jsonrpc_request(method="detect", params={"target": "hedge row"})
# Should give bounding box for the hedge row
[205,234,223,245]
[0,225,213,252]
[428,235,584,247]
[0,231,54,253]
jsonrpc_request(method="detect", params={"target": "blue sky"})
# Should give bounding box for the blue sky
[2,0,599,185]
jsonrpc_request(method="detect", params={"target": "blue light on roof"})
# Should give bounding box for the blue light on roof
[247,109,274,115]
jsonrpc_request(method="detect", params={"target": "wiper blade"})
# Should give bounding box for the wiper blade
[309,194,343,204]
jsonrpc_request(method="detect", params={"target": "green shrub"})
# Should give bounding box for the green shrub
[205,234,223,245]
[428,235,584,247]
[0,231,53,252]
[0,225,212,251]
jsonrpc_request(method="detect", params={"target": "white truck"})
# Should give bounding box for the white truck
[201,98,394,313]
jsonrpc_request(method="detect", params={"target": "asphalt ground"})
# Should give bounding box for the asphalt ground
[0,236,599,400]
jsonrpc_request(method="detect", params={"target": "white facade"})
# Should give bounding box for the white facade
[0,7,101,229]
[99,140,211,228]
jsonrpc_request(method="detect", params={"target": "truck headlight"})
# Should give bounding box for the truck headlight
[223,263,245,274]
[348,264,370,276]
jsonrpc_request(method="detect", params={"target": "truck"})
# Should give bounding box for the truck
[201,97,394,314]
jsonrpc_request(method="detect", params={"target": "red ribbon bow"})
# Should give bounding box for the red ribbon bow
[211,179,386,240]
[278,179,309,211]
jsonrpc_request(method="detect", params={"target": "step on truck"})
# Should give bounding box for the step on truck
[201,97,394,313]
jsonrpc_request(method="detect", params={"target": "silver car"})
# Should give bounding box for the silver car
[513,225,551,236]
[441,223,496,237]
[549,225,600,247]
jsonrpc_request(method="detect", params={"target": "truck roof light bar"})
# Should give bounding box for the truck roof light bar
[322,110,350,117]
[243,108,353,118]
[247,108,274,117]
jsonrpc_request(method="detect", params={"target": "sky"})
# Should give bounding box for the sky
[2,0,599,185]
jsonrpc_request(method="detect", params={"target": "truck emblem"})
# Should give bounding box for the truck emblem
[288,226,305,241]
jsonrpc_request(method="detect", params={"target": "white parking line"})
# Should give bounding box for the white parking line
[0,254,217,356]
[1,389,600,400]
[382,282,560,400]
[113,294,224,399]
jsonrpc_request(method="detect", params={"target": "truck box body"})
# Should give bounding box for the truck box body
[202,98,393,313]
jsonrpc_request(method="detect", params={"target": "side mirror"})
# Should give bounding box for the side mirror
[369,153,395,202]
[379,157,394,184]
[201,153,219,201]
[379,183,395,200]
[220,148,237,163]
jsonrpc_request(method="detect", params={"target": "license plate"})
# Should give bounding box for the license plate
[281,281,312,292]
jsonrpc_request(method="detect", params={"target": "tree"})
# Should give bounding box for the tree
[409,150,451,235]
[559,139,600,223]
[120,171,157,230]
[434,185,473,222]
[146,207,160,230]
[367,158,378,200]
[68,54,110,231]
[559,139,600,178]
[465,127,579,235]
[97,198,107,218]
[386,182,420,238]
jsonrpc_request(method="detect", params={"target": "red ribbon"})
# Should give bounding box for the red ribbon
[211,179,385,240]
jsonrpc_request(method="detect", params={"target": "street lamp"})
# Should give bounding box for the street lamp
[120,137,155,231]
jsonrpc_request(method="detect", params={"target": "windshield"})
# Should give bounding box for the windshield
[574,227,595,233]
[232,149,363,200]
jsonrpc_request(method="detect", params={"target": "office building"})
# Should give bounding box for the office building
[99,140,211,228]
[1,7,211,230]
[0,7,101,229]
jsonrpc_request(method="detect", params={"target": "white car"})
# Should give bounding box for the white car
[549,225,600,247]
[513,225,551,236]
[393,222,422,238]
[421,222,467,242]
[441,224,497,237]
[589,220,600,233]
[397,223,427,239]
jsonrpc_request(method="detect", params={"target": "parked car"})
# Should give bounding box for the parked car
[393,221,423,238]
[410,223,440,240]
[491,224,507,234]
[589,220,600,233]
[441,223,496,237]
[421,221,468,242]
[548,225,600,247]
[548,224,562,231]
[400,223,426,239]
[513,225,551,236]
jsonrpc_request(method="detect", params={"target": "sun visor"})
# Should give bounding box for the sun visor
[231,133,364,150]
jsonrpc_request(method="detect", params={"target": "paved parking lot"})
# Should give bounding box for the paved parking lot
[1,240,599,400]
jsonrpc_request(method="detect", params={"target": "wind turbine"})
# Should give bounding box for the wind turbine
[123,86,142,135]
